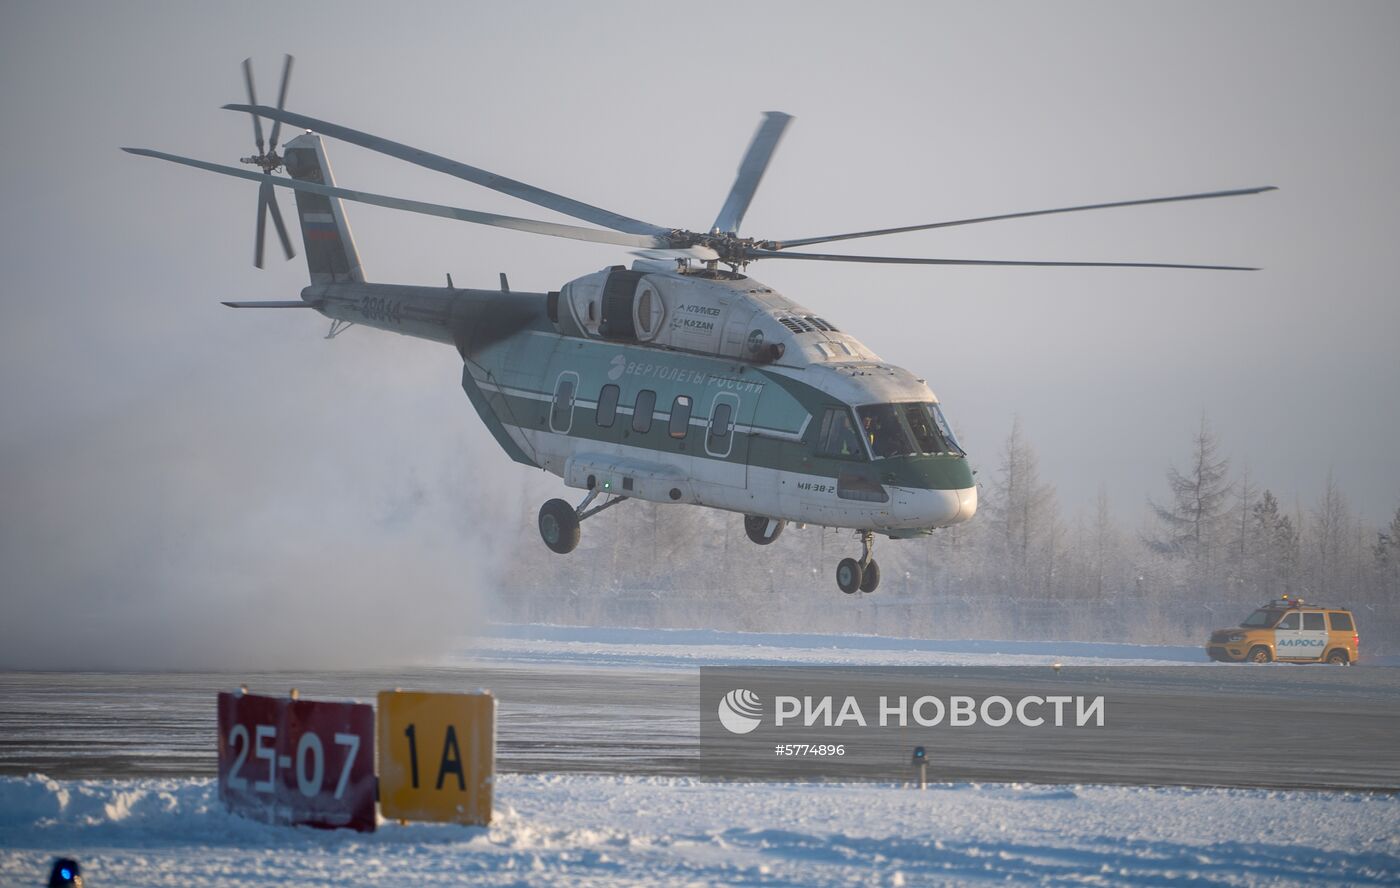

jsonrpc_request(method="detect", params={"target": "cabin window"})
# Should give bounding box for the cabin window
[1330,612,1354,631]
[550,375,576,433]
[596,384,619,428]
[669,395,692,439]
[707,400,735,455]
[816,407,866,460]
[632,390,656,433]
[1277,612,1300,630]
[1303,612,1325,631]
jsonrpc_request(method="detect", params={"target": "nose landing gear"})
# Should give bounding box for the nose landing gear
[836,530,881,594]
[538,488,629,554]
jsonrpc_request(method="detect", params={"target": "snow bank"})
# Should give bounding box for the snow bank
[463,623,1208,670]
[2,774,1396,886]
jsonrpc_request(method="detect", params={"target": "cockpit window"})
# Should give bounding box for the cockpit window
[903,403,964,456]
[903,403,947,453]
[929,404,964,455]
[855,402,966,458]
[856,404,916,458]
[817,407,866,459]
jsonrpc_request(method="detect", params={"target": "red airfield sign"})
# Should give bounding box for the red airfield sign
[216,691,376,832]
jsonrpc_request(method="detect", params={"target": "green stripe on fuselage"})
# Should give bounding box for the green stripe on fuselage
[877,453,974,491]
[469,379,972,491]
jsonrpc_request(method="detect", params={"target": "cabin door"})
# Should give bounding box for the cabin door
[699,375,762,490]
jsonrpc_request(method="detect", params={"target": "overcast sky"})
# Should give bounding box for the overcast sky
[2,1,1397,666]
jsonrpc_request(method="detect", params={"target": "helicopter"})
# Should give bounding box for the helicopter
[125,56,1273,594]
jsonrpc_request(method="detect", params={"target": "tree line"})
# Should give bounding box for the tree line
[498,417,1400,652]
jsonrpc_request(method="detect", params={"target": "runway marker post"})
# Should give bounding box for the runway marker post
[216,690,376,832]
[377,689,495,826]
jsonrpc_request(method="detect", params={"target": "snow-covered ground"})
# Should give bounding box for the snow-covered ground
[4,628,1394,883]
[1,774,1396,886]
[462,624,1211,670]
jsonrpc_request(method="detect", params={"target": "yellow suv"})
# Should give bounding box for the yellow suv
[1206,597,1360,664]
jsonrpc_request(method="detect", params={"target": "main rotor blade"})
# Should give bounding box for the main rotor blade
[223,104,672,238]
[241,58,265,152]
[267,54,294,151]
[254,181,268,269]
[123,147,672,250]
[745,248,1259,271]
[711,111,792,235]
[263,177,296,260]
[771,186,1279,249]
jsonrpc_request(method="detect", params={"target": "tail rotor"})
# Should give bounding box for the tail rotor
[238,55,297,268]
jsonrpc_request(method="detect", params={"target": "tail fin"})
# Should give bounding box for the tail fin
[282,132,365,284]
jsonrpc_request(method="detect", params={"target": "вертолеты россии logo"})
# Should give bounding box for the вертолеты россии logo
[718,689,763,734]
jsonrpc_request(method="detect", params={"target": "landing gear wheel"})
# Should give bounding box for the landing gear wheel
[538,498,580,554]
[859,559,881,593]
[744,515,787,546]
[1247,645,1272,664]
[1326,649,1350,665]
[836,557,864,594]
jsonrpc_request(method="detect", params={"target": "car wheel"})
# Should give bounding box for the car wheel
[1326,649,1350,665]
[1247,646,1272,664]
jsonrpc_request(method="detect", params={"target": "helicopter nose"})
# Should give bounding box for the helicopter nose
[954,485,977,523]
[926,485,976,526]
[893,486,977,527]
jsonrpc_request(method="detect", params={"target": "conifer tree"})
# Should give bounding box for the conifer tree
[1148,417,1233,585]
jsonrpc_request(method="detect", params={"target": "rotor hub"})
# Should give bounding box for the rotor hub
[239,152,284,174]
[675,230,766,270]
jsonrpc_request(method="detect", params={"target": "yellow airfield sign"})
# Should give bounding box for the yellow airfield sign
[377,690,495,825]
